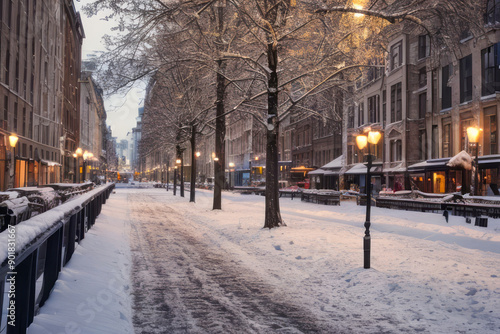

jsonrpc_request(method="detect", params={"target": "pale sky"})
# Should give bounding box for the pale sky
[75,0,144,141]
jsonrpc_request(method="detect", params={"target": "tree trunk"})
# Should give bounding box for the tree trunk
[264,42,284,229]
[213,4,226,210]
[190,124,197,203]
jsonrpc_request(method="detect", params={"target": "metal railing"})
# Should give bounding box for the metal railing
[0,183,115,334]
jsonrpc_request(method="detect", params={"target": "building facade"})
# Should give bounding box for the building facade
[0,0,84,190]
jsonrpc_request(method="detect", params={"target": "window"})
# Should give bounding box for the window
[485,0,500,25]
[390,140,402,162]
[382,90,386,127]
[484,107,498,155]
[358,102,364,126]
[348,106,354,128]
[419,130,427,160]
[391,83,402,122]
[13,102,17,132]
[418,35,430,59]
[22,107,26,136]
[460,54,472,103]
[432,125,439,159]
[419,93,427,119]
[443,123,451,157]
[368,95,379,123]
[442,64,452,109]
[482,43,500,96]
[4,46,10,85]
[419,67,427,88]
[461,118,473,153]
[390,41,403,71]
[3,95,8,122]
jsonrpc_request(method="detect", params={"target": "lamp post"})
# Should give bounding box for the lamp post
[356,130,381,269]
[9,134,19,188]
[467,126,481,196]
[229,162,235,189]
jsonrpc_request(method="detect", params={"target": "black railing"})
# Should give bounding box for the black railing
[0,183,115,334]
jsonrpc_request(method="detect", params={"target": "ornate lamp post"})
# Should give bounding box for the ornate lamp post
[9,134,19,188]
[356,130,381,269]
[467,126,481,196]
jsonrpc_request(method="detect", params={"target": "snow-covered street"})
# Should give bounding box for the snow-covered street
[30,185,500,333]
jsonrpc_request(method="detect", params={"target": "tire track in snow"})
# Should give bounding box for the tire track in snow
[128,192,339,334]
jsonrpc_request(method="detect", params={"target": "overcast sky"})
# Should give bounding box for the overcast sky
[74,0,144,141]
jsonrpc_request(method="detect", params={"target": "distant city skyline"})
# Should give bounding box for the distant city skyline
[75,0,144,141]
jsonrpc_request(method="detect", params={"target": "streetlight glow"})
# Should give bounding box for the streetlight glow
[356,135,368,150]
[9,134,19,148]
[467,126,480,143]
[367,131,382,145]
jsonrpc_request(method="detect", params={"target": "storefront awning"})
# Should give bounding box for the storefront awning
[384,163,407,173]
[40,159,62,167]
[345,163,382,175]
[321,155,343,169]
[308,168,325,175]
[407,158,450,172]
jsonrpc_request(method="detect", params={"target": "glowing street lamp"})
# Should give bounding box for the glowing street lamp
[9,134,19,187]
[356,130,381,269]
[467,126,481,196]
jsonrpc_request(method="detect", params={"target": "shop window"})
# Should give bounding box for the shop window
[460,54,472,103]
[432,171,446,194]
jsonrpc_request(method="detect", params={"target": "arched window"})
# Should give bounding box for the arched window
[485,0,500,25]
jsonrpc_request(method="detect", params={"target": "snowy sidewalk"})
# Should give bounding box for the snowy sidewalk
[25,185,500,333]
[28,188,134,334]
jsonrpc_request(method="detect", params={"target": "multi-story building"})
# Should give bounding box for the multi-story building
[78,71,107,182]
[0,0,83,190]
[343,1,500,196]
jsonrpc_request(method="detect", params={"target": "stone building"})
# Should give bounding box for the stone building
[0,0,83,190]
[344,0,500,195]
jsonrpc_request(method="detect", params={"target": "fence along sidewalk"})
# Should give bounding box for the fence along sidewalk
[0,183,115,334]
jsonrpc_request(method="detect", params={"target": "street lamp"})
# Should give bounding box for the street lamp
[229,162,235,189]
[356,130,381,269]
[9,134,18,188]
[467,126,481,196]
[75,148,83,183]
